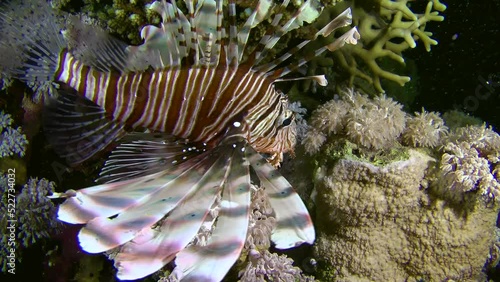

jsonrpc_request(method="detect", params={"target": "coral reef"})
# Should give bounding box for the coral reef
[326,0,447,93]
[238,187,316,282]
[312,149,498,281]
[402,108,448,148]
[0,176,62,271]
[437,125,500,204]
[54,0,160,45]
[300,88,500,281]
[0,111,28,158]
[15,178,62,247]
[238,249,314,282]
[303,88,406,153]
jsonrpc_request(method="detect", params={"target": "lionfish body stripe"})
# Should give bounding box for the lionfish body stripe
[56,50,278,147]
[0,0,360,280]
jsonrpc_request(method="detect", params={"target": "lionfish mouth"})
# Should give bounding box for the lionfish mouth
[1,0,359,280]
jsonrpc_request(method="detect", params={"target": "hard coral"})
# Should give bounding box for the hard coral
[332,0,447,93]
[313,149,498,281]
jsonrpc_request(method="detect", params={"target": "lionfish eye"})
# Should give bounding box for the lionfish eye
[282,117,292,127]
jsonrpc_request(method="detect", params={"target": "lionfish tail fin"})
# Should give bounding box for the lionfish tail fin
[0,0,65,84]
[43,89,126,166]
[245,145,315,248]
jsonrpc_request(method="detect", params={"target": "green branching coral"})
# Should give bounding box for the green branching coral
[331,0,447,93]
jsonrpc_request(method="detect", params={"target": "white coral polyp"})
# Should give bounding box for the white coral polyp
[403,109,448,148]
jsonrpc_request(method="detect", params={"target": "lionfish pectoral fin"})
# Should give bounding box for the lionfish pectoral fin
[77,149,223,254]
[44,88,126,166]
[114,151,230,280]
[63,16,131,73]
[96,133,208,183]
[174,141,251,282]
[245,145,315,249]
[57,170,169,224]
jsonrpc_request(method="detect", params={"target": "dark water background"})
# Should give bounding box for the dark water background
[409,0,500,130]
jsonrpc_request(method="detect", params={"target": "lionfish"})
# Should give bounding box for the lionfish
[0,0,358,280]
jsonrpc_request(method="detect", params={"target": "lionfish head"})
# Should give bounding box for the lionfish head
[249,95,297,163]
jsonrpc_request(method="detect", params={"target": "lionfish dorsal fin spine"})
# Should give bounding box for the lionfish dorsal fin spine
[246,0,292,66]
[227,0,239,67]
[236,0,274,63]
[185,0,200,65]
[277,25,360,78]
[169,0,188,60]
[215,0,224,66]
[253,0,323,66]
[261,9,359,79]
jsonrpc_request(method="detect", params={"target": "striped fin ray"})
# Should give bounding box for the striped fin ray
[245,144,314,248]
[174,140,251,281]
[227,0,239,66]
[43,89,126,165]
[127,0,222,69]
[244,0,291,65]
[55,140,212,223]
[275,26,360,78]
[126,0,190,69]
[63,16,130,73]
[200,32,214,66]
[270,11,360,78]
[236,0,274,62]
[214,0,224,66]
[252,0,324,65]
[96,133,208,183]
[185,0,200,65]
[76,151,219,253]
[113,152,229,280]
[256,8,355,75]
[0,0,65,84]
